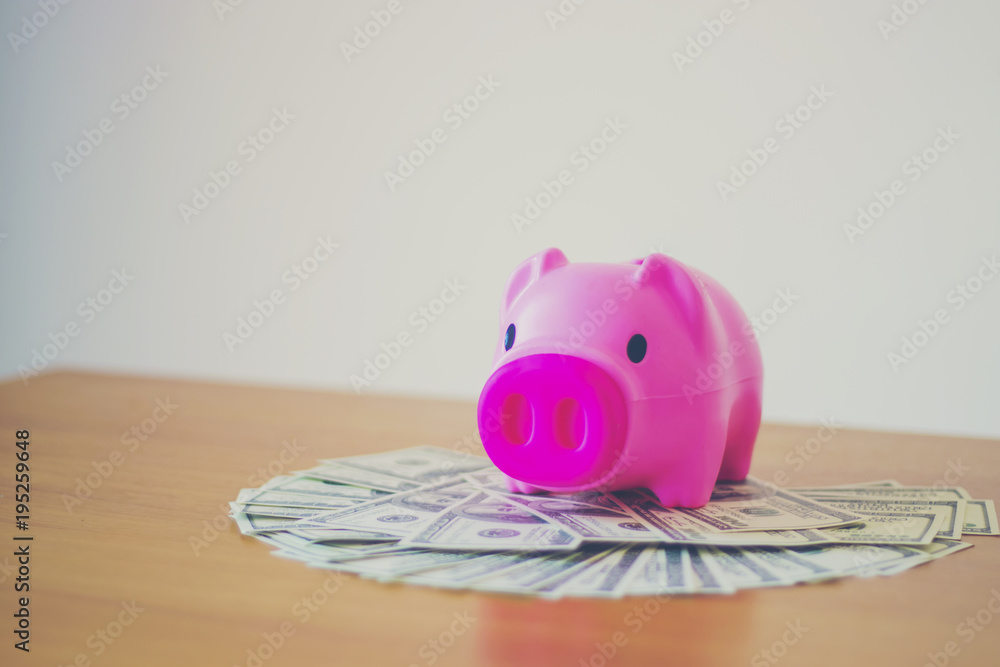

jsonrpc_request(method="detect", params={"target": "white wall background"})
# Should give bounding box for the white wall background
[1,1,998,438]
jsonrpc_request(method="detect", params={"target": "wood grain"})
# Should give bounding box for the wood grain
[0,371,998,667]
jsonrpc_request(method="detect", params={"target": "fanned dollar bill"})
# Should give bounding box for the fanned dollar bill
[620,545,693,595]
[299,463,422,493]
[237,488,364,511]
[398,491,582,551]
[321,549,481,579]
[729,546,839,584]
[230,446,992,598]
[468,548,608,594]
[293,480,475,536]
[806,497,965,540]
[700,546,788,588]
[962,499,999,535]
[667,477,864,532]
[260,475,390,500]
[399,552,545,589]
[792,486,971,501]
[778,543,934,578]
[503,494,662,542]
[319,446,491,483]
[233,512,305,535]
[816,511,944,546]
[608,490,838,547]
[288,527,402,542]
[546,545,656,598]
[686,547,735,594]
[229,502,325,520]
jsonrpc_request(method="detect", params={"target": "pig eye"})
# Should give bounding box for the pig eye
[627,334,646,363]
[504,324,516,351]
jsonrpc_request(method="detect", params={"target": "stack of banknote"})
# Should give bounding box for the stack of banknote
[229,446,998,597]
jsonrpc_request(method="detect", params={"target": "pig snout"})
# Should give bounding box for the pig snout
[477,354,629,489]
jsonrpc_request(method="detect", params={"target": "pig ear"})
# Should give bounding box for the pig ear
[632,253,704,328]
[503,248,569,312]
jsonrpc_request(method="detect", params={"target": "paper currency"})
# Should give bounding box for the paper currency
[668,477,864,532]
[237,489,364,511]
[686,547,736,594]
[468,548,607,594]
[229,446,994,598]
[535,545,647,598]
[400,552,541,589]
[963,499,999,535]
[700,546,788,589]
[814,511,944,546]
[294,480,475,536]
[398,491,582,551]
[319,446,491,482]
[620,545,693,595]
[792,486,971,501]
[503,494,662,542]
[806,497,965,540]
[261,475,390,500]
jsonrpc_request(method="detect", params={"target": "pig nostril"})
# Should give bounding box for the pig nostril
[500,393,532,445]
[553,398,586,450]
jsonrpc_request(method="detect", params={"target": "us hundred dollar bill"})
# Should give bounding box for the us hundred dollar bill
[791,486,971,501]
[962,499,999,535]
[503,495,662,542]
[319,445,491,483]
[806,497,965,540]
[293,480,475,536]
[399,491,582,551]
[668,477,864,532]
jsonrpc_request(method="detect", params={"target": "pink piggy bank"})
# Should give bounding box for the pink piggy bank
[477,249,763,508]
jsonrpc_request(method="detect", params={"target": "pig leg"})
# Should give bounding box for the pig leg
[504,476,546,495]
[718,380,762,481]
[648,423,728,508]
[648,455,722,508]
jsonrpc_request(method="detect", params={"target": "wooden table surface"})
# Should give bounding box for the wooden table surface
[1,371,998,667]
